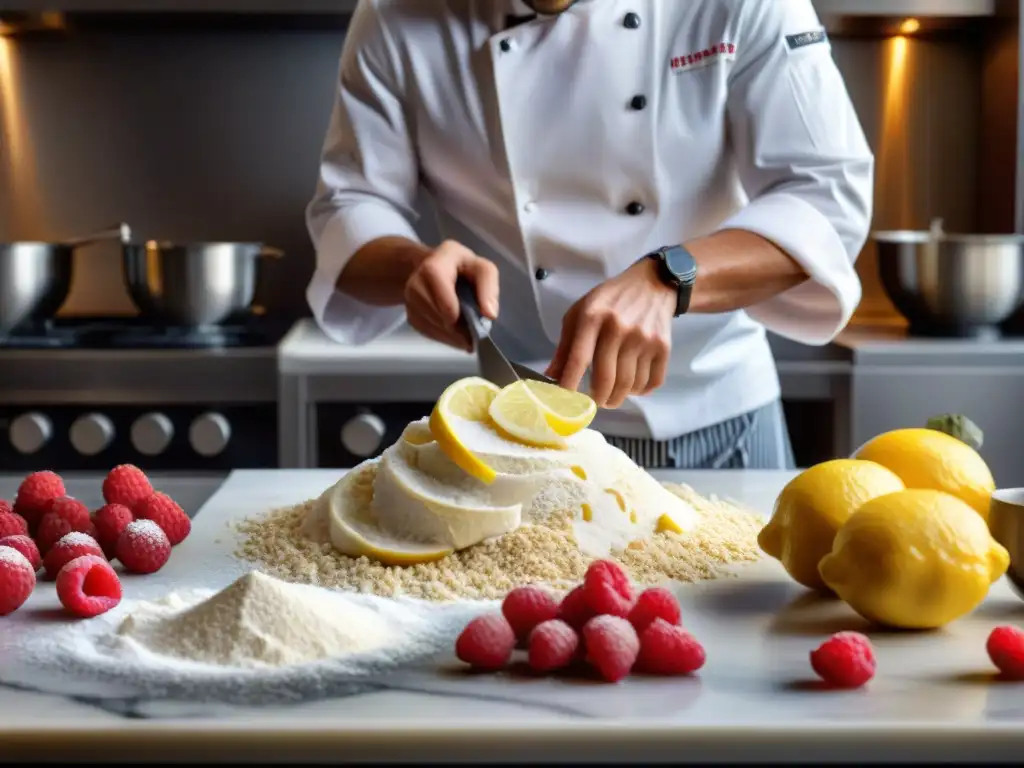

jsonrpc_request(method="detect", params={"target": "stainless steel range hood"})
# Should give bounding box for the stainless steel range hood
[0,0,1014,16]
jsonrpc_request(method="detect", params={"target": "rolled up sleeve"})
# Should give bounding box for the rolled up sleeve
[305,0,420,345]
[720,0,874,345]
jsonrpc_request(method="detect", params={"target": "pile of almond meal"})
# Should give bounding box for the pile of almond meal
[234,482,764,602]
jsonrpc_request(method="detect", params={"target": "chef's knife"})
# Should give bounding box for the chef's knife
[455,276,557,388]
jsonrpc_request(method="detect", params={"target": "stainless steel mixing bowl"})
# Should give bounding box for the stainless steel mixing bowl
[873,230,1024,338]
[122,241,283,327]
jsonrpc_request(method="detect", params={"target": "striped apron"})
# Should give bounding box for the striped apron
[603,399,796,470]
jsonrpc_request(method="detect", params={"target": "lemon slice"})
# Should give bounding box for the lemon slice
[487,381,570,449]
[323,467,453,566]
[521,380,597,436]
[429,377,501,484]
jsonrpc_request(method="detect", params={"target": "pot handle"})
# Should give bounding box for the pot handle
[60,221,132,249]
[257,244,285,259]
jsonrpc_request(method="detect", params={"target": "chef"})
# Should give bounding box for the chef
[305,0,873,470]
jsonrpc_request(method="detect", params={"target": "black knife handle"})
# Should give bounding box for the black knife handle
[455,275,481,317]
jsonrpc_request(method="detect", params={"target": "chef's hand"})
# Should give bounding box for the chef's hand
[546,258,675,409]
[404,240,500,352]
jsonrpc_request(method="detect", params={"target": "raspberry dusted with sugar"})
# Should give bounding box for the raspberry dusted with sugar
[455,613,516,671]
[56,555,122,618]
[0,546,36,616]
[134,492,191,546]
[0,511,29,540]
[502,585,560,642]
[810,632,876,689]
[528,619,580,673]
[35,512,72,555]
[636,618,706,676]
[557,585,595,630]
[628,587,682,633]
[44,496,92,530]
[116,519,171,575]
[43,532,105,581]
[986,626,1024,680]
[14,471,65,529]
[102,464,154,510]
[93,503,134,559]
[0,535,41,572]
[582,560,635,618]
[582,615,640,683]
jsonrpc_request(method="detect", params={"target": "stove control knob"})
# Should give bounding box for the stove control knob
[69,413,115,456]
[341,412,387,458]
[190,412,231,457]
[131,412,175,456]
[9,412,53,455]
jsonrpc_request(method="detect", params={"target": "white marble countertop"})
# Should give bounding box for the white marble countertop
[1,468,1023,763]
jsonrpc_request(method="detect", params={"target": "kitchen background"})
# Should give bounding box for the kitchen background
[1,1,1023,486]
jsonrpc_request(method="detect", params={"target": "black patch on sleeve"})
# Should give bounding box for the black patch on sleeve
[785,29,828,50]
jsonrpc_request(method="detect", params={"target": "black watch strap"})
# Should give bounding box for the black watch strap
[645,245,697,317]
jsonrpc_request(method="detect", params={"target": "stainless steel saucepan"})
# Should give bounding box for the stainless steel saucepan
[0,222,132,334]
[121,240,284,327]
[873,220,1024,338]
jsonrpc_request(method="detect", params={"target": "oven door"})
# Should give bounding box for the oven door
[315,402,436,468]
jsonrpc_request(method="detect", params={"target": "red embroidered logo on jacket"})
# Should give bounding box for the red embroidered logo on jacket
[670,42,737,73]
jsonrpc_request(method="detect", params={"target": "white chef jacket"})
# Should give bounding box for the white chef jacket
[306,0,873,440]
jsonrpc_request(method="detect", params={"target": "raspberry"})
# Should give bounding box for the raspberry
[14,471,65,530]
[986,626,1024,679]
[582,559,634,618]
[134,492,190,546]
[0,512,28,539]
[0,499,11,515]
[102,464,154,509]
[636,618,706,675]
[93,503,134,559]
[0,546,36,615]
[502,586,560,642]
[43,532,105,581]
[55,555,122,618]
[557,585,595,630]
[0,535,41,572]
[810,632,876,689]
[582,615,640,682]
[528,619,579,673]
[35,512,72,555]
[628,587,682,633]
[44,496,92,530]
[455,613,516,670]
[116,520,171,575]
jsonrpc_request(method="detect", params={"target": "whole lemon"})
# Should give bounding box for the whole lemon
[853,428,995,521]
[758,459,905,592]
[818,489,1009,630]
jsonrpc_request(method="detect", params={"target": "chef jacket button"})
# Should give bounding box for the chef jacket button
[623,12,641,29]
[625,201,645,216]
[499,38,512,52]
[535,267,550,281]
[629,94,647,111]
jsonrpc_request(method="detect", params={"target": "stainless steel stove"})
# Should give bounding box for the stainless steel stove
[0,317,279,473]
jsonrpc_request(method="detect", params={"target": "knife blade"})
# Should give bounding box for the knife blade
[455,276,557,388]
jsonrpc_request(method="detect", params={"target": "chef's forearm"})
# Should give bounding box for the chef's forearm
[684,229,809,314]
[336,236,432,306]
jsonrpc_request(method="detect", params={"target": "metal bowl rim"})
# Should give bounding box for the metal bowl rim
[0,241,75,248]
[123,241,268,248]
[872,230,1024,246]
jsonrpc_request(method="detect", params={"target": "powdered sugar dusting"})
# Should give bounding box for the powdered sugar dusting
[56,531,99,548]
[0,546,32,569]
[126,519,168,544]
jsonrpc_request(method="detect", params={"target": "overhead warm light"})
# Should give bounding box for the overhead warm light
[899,18,921,35]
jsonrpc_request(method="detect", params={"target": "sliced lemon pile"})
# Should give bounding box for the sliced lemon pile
[489,380,596,449]
[429,377,501,484]
[323,468,453,566]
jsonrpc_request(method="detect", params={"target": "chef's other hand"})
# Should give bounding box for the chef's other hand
[404,239,499,352]
[546,258,674,409]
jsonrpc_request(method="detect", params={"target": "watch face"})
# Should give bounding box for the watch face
[664,247,698,284]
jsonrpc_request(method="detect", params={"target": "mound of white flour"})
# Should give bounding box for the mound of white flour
[7,571,487,705]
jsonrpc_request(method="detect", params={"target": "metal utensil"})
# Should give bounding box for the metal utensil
[0,222,133,334]
[873,228,1024,338]
[121,241,283,327]
[455,276,556,387]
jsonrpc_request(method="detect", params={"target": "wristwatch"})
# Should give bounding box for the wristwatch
[644,245,698,317]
